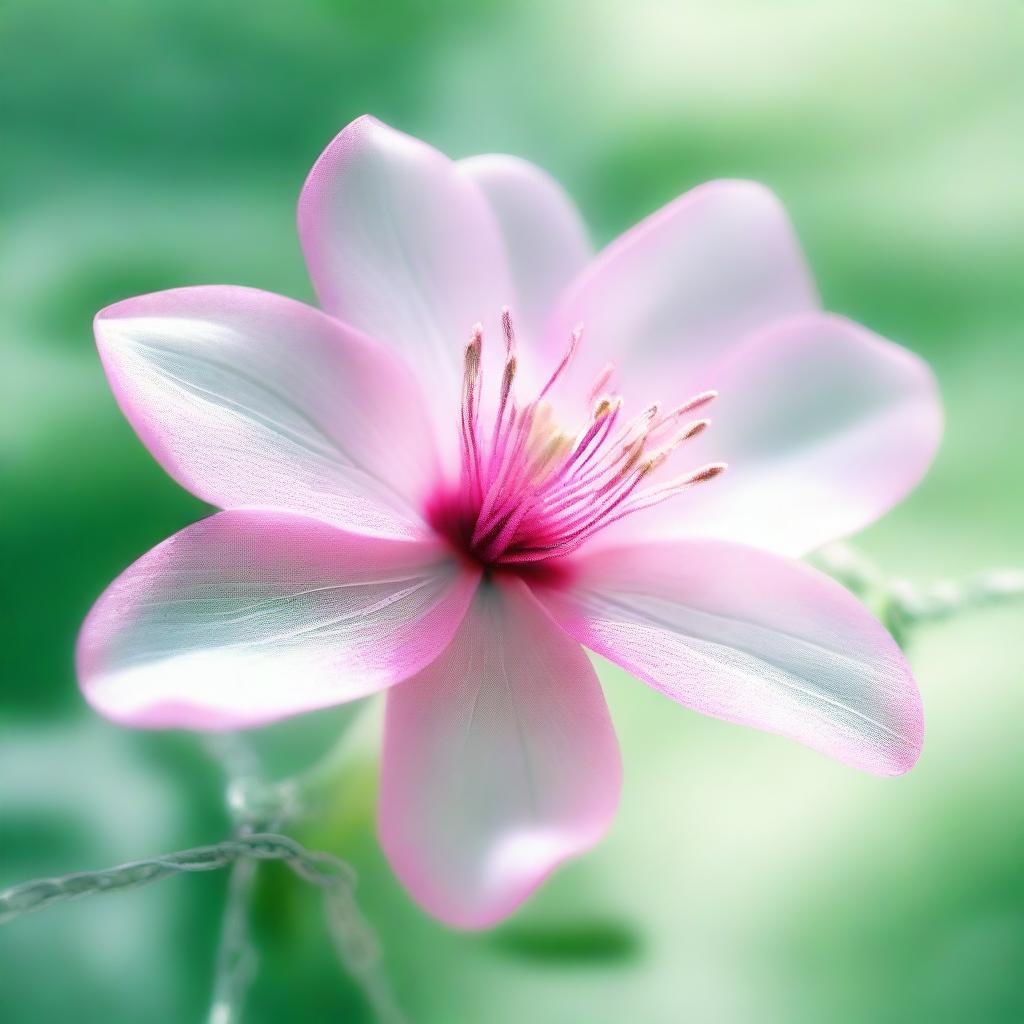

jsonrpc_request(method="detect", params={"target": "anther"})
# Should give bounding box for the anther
[681,418,711,440]
[672,390,718,417]
[465,325,483,371]
[501,307,517,356]
[688,462,727,484]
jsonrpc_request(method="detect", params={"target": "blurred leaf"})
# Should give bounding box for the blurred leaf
[490,919,641,965]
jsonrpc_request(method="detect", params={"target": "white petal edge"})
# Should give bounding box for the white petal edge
[95,285,440,539]
[594,313,943,556]
[298,115,517,437]
[77,510,480,729]
[538,540,923,776]
[458,153,592,353]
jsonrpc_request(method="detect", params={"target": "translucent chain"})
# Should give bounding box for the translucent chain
[0,831,405,1023]
[0,833,336,921]
[813,543,1024,647]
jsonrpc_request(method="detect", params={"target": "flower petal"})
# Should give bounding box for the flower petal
[539,541,923,776]
[599,313,943,556]
[77,510,479,730]
[546,179,818,405]
[95,285,438,539]
[379,577,621,928]
[458,154,592,348]
[298,115,515,425]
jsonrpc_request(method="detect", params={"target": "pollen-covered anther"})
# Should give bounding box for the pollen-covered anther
[501,355,517,394]
[688,461,728,484]
[500,306,516,353]
[464,324,483,373]
[639,461,729,501]
[461,324,483,422]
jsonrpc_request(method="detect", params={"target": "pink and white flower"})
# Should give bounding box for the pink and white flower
[78,116,942,928]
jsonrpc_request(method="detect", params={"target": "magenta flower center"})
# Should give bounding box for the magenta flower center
[425,309,725,570]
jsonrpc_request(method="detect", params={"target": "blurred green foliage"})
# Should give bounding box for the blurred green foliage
[2,1,1023,1021]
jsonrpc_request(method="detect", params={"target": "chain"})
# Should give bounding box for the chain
[0,833,344,924]
[813,543,1024,647]
[0,832,406,1023]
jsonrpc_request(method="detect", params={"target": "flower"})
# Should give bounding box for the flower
[78,115,942,928]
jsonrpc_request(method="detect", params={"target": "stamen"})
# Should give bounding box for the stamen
[440,314,726,567]
[487,308,520,471]
[673,389,718,416]
[501,306,517,356]
[681,417,711,441]
[459,325,484,502]
[501,462,729,565]
[685,461,728,484]
[545,396,621,485]
[537,324,583,399]
[620,462,729,513]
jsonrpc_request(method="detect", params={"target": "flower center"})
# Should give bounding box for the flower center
[425,309,725,569]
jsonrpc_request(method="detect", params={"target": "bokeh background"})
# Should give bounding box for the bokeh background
[3,1,1023,1021]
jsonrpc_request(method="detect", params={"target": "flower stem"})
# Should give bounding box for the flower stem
[813,543,1024,647]
[207,856,259,1024]
[203,733,276,1024]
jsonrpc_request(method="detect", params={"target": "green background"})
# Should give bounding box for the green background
[2,1,1023,1021]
